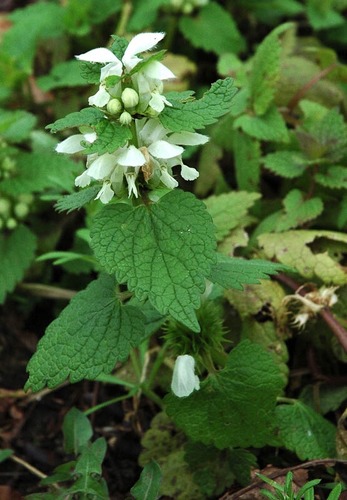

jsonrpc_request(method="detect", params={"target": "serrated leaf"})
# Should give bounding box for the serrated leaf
[110,35,129,59]
[233,131,261,191]
[274,189,323,231]
[179,3,245,56]
[209,255,287,290]
[47,107,104,133]
[258,230,347,285]
[75,438,107,476]
[63,407,93,455]
[25,274,146,392]
[250,23,293,115]
[204,191,260,241]
[0,225,37,304]
[83,119,132,154]
[0,152,80,195]
[129,50,166,77]
[299,384,347,415]
[90,190,216,331]
[275,402,336,459]
[131,461,162,500]
[310,108,347,162]
[79,61,103,84]
[315,166,347,189]
[37,60,88,91]
[165,340,285,448]
[234,106,289,143]
[160,78,238,132]
[0,109,37,142]
[55,185,100,213]
[185,443,256,496]
[263,151,307,178]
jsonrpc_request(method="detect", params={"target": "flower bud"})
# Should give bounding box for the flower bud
[171,355,200,398]
[14,202,29,219]
[107,98,122,115]
[6,218,17,230]
[119,111,133,126]
[121,88,139,108]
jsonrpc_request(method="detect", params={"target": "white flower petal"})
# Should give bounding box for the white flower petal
[55,134,86,154]
[87,154,116,179]
[171,355,200,398]
[76,48,120,64]
[75,171,91,187]
[123,32,165,69]
[84,132,97,144]
[143,60,176,80]
[181,163,199,181]
[148,93,166,113]
[125,173,139,198]
[169,131,209,146]
[88,86,110,107]
[95,183,115,204]
[117,145,146,167]
[160,168,178,189]
[100,61,123,81]
[138,118,167,144]
[148,140,183,159]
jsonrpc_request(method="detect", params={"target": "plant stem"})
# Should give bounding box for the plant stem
[84,390,136,416]
[115,0,132,37]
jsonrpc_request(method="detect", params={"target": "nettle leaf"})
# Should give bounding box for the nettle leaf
[204,191,260,241]
[0,225,37,304]
[263,151,307,178]
[79,61,103,84]
[275,402,336,460]
[315,166,347,189]
[83,120,132,155]
[0,109,37,142]
[274,189,323,231]
[179,2,245,56]
[311,108,347,162]
[46,107,104,133]
[110,35,129,60]
[165,340,285,448]
[258,230,347,285]
[128,0,168,31]
[131,461,162,500]
[300,384,347,415]
[63,407,93,455]
[160,78,237,132]
[0,152,80,195]
[233,131,261,191]
[209,255,288,291]
[250,23,293,115]
[90,190,216,331]
[75,438,107,477]
[55,186,100,213]
[234,106,289,143]
[25,274,146,392]
[38,60,88,91]
[129,50,166,77]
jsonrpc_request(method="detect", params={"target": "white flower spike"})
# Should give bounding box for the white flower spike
[171,354,200,398]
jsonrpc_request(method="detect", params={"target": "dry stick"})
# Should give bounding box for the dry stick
[287,62,338,112]
[10,455,48,480]
[276,273,347,353]
[219,458,347,499]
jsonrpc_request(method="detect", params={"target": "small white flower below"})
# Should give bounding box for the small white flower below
[171,354,200,398]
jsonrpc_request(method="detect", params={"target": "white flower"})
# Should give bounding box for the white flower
[171,355,200,398]
[55,132,96,154]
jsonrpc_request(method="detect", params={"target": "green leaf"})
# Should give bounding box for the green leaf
[63,407,93,455]
[110,34,129,59]
[204,191,260,241]
[299,384,347,415]
[25,274,146,392]
[55,186,100,213]
[83,119,132,154]
[160,78,238,132]
[233,132,261,191]
[0,225,37,304]
[37,60,88,91]
[250,23,293,115]
[46,108,105,133]
[185,443,257,496]
[234,106,289,143]
[128,0,169,30]
[79,61,103,84]
[275,401,336,459]
[0,152,80,195]
[90,190,216,331]
[258,230,347,285]
[327,484,343,500]
[165,340,285,448]
[129,50,166,77]
[263,151,307,178]
[178,3,245,56]
[67,475,109,497]
[0,449,13,463]
[315,166,347,189]
[310,108,347,162]
[131,460,162,500]
[75,438,107,476]
[306,0,345,29]
[274,189,323,231]
[209,255,288,290]
[0,109,37,142]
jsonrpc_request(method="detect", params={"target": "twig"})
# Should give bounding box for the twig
[10,455,48,480]
[219,459,347,499]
